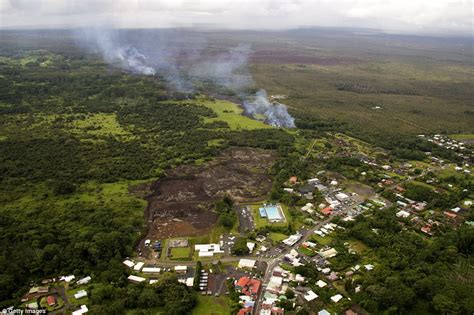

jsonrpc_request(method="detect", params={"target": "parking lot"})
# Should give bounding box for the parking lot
[237,205,255,235]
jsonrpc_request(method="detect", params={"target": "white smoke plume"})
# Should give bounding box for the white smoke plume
[112,46,155,75]
[75,27,155,75]
[73,27,295,127]
[243,89,295,128]
[189,44,254,90]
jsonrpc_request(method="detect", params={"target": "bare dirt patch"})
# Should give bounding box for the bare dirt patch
[135,147,277,248]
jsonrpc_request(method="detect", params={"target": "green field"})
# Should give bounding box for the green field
[67,113,136,141]
[347,239,369,254]
[449,134,474,141]
[268,232,288,243]
[312,234,334,246]
[197,98,271,130]
[192,295,231,315]
[170,247,191,260]
[66,287,89,307]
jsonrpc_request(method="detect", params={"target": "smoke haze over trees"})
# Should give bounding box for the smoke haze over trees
[73,26,296,127]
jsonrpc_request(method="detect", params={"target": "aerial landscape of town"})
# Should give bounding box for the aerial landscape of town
[0,1,473,315]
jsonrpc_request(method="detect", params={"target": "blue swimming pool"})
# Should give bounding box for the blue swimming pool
[259,205,283,221]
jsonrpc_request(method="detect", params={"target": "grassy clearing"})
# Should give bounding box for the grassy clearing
[67,113,135,140]
[311,234,334,246]
[449,134,474,141]
[437,164,470,179]
[347,239,369,254]
[55,180,148,209]
[299,246,316,257]
[170,247,191,260]
[192,295,231,315]
[66,287,89,307]
[196,98,271,130]
[269,232,288,243]
[207,138,225,147]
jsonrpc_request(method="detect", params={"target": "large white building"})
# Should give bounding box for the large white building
[142,267,161,273]
[282,234,302,246]
[194,244,224,257]
[128,275,146,283]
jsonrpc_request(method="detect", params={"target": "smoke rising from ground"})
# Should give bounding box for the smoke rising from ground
[243,89,295,128]
[73,27,295,128]
[75,27,155,75]
[189,44,254,91]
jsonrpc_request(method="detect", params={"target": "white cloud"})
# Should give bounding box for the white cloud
[0,0,472,34]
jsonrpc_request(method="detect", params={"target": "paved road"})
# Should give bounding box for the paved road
[253,214,336,314]
[140,255,275,268]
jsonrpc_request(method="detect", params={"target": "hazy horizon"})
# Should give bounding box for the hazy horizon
[0,0,472,36]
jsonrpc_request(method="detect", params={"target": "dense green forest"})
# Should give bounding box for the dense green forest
[345,208,473,314]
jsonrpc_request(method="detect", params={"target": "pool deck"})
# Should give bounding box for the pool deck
[259,204,286,223]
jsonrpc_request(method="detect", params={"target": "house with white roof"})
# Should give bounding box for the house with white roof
[128,275,146,283]
[304,290,318,301]
[60,275,75,283]
[335,192,349,201]
[76,276,91,285]
[330,294,343,303]
[396,210,410,218]
[74,290,87,299]
[72,305,89,315]
[123,260,134,268]
[174,265,187,273]
[133,262,144,271]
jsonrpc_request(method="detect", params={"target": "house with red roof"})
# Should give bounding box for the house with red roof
[47,295,56,307]
[421,225,432,235]
[321,207,333,216]
[271,307,284,314]
[444,211,457,219]
[238,306,253,315]
[236,276,250,289]
[235,276,261,297]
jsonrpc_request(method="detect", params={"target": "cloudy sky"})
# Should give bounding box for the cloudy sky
[0,0,472,35]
